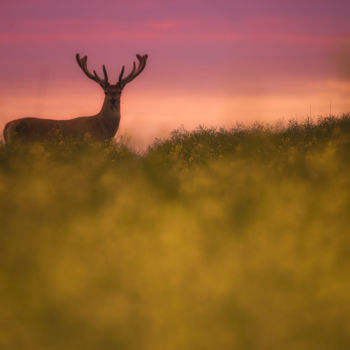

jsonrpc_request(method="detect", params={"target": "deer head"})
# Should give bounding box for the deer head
[76,53,148,109]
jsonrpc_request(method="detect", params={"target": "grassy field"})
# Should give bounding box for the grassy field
[1,115,350,349]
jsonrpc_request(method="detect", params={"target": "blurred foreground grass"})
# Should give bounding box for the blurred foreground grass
[1,115,350,349]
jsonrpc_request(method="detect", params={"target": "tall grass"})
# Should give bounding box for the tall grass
[1,115,350,349]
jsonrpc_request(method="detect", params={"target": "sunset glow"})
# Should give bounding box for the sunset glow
[1,0,350,147]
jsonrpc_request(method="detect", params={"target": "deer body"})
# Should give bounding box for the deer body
[3,53,147,143]
[4,95,121,142]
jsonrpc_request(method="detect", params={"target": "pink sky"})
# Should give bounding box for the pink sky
[1,0,350,148]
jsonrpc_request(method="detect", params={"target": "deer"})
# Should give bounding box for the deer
[3,53,148,143]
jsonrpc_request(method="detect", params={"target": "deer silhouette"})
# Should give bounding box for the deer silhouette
[3,53,148,143]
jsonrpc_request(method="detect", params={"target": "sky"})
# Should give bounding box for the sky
[1,0,350,147]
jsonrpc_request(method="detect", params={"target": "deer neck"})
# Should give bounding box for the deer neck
[96,94,121,138]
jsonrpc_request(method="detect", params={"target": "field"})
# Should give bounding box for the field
[1,115,350,349]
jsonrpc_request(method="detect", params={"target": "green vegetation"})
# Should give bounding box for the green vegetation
[1,115,350,349]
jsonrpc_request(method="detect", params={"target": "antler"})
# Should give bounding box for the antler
[118,54,148,88]
[76,54,109,88]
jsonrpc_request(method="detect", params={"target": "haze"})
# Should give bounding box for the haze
[1,0,350,148]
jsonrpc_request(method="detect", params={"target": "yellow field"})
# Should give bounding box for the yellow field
[1,116,350,349]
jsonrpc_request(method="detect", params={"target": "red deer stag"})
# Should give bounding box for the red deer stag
[3,53,148,143]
